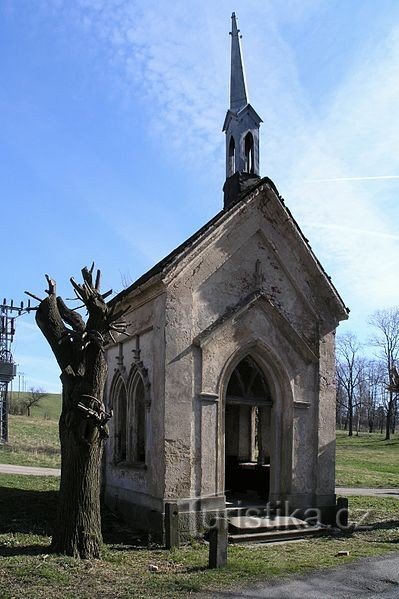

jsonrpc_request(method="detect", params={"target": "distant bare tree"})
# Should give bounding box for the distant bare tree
[364,360,385,433]
[369,308,399,440]
[336,332,364,436]
[23,387,47,417]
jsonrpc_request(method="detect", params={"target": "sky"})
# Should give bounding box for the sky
[1,0,399,393]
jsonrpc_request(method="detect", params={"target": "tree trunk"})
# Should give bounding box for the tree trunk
[386,391,394,440]
[51,358,107,558]
[32,267,121,559]
[348,399,353,437]
[385,413,391,440]
[391,403,396,434]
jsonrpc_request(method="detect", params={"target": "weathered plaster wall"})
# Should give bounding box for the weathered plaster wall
[315,330,337,503]
[103,182,345,533]
[104,289,166,527]
[161,185,338,507]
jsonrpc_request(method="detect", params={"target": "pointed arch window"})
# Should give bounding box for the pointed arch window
[128,371,146,464]
[124,366,150,465]
[112,375,128,463]
[244,132,254,174]
[225,356,272,468]
[226,356,271,403]
[228,136,236,176]
[111,365,150,466]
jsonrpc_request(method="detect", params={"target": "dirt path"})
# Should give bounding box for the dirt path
[0,463,60,476]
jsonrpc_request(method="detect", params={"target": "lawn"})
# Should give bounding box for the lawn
[336,430,399,488]
[0,415,60,469]
[0,424,399,596]
[0,392,61,469]
[0,474,398,598]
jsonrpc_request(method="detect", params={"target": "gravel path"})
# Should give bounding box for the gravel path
[336,487,399,499]
[202,552,399,598]
[0,463,60,476]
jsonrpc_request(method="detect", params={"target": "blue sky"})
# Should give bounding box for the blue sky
[2,0,399,392]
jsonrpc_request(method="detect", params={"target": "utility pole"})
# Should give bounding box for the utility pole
[0,299,33,442]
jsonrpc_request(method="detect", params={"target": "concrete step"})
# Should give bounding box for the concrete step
[228,525,327,544]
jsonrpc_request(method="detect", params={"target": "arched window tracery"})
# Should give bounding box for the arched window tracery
[228,136,236,176]
[110,362,150,466]
[244,132,254,174]
[127,368,148,465]
[110,374,128,463]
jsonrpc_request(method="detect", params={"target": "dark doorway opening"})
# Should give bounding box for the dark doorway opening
[225,356,272,501]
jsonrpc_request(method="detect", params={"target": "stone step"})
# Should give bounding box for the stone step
[228,525,327,544]
[226,506,280,520]
[228,515,312,534]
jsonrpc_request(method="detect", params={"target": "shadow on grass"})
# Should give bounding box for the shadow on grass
[335,519,399,544]
[368,519,399,532]
[0,486,57,536]
[101,508,150,548]
[0,484,147,555]
[0,544,48,557]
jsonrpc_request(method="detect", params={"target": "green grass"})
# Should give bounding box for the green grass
[0,474,398,598]
[336,430,399,488]
[9,392,61,420]
[0,415,60,469]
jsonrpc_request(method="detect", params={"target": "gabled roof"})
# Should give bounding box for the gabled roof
[193,289,319,363]
[222,103,263,132]
[111,176,349,319]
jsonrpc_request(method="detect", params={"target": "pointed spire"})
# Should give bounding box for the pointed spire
[223,13,262,207]
[230,12,248,111]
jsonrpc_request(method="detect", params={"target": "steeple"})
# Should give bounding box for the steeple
[223,13,262,208]
[230,12,248,111]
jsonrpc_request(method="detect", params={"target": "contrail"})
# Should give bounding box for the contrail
[306,175,399,183]
[304,222,399,241]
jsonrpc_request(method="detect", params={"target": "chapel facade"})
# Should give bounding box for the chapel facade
[103,13,349,541]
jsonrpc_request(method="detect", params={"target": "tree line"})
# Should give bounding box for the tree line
[336,307,399,440]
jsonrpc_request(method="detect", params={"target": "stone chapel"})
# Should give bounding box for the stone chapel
[103,13,349,541]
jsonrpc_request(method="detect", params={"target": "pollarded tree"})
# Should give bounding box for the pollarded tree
[26,265,127,559]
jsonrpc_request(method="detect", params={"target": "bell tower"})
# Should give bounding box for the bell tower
[223,13,262,208]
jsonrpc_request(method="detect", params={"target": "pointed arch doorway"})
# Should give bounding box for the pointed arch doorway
[224,356,272,501]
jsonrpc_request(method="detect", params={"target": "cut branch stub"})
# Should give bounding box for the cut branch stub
[95,269,101,291]
[45,274,57,296]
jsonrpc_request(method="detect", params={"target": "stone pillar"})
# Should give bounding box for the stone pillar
[165,502,179,549]
[208,515,228,569]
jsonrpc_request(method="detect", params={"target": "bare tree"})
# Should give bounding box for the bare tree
[336,375,347,429]
[364,360,385,433]
[27,265,127,559]
[336,332,364,436]
[369,308,399,440]
[23,387,47,417]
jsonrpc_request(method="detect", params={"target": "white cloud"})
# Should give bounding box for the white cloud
[35,0,399,326]
[279,23,399,315]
